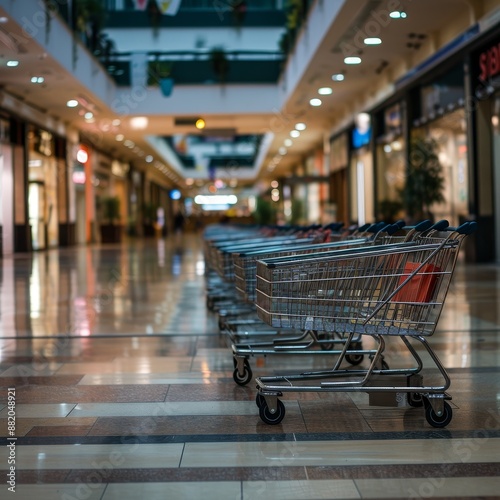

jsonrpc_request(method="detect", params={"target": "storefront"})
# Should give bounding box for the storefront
[408,63,469,227]
[329,132,349,225]
[373,102,406,223]
[469,27,500,261]
[27,126,60,250]
[349,113,374,226]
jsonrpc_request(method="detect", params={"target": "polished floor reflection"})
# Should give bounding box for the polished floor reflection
[0,234,499,499]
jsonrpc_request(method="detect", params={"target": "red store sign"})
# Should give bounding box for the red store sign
[479,41,500,81]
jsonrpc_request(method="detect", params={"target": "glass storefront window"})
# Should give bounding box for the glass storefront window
[412,108,468,226]
[376,138,405,222]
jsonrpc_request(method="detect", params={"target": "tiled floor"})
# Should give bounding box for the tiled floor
[0,233,499,499]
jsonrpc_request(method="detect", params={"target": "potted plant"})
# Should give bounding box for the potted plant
[400,137,445,222]
[209,47,229,83]
[147,59,174,96]
[100,196,122,243]
[142,202,158,237]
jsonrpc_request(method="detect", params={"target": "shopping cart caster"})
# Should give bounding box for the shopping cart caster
[345,342,364,365]
[233,358,252,386]
[424,398,453,428]
[255,393,265,408]
[259,398,285,425]
[407,392,424,407]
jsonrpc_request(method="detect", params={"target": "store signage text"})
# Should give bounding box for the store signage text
[479,42,500,81]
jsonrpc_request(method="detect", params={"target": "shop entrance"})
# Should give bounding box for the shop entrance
[28,181,46,250]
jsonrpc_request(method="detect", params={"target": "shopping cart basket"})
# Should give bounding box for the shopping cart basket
[253,221,476,428]
[230,221,440,385]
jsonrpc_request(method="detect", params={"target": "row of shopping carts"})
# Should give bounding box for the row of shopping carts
[203,219,476,428]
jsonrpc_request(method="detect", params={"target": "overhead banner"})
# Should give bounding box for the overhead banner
[157,0,182,16]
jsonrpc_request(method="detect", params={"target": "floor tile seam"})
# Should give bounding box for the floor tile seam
[10,464,500,481]
[4,430,500,446]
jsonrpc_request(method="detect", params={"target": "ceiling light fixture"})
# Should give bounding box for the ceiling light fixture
[279,147,287,155]
[31,76,44,83]
[344,56,361,64]
[115,134,124,141]
[6,60,19,67]
[145,155,153,163]
[318,87,333,95]
[364,37,382,45]
[195,118,206,130]
[310,98,322,106]
[389,11,407,18]
[295,123,306,130]
[84,112,93,120]
[284,139,293,147]
[290,130,300,138]
[332,73,345,81]
[67,99,78,107]
[130,116,148,129]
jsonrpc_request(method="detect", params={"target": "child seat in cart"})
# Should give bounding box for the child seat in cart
[253,221,477,428]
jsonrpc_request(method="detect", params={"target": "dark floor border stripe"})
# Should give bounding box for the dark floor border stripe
[13,463,500,484]
[4,428,500,446]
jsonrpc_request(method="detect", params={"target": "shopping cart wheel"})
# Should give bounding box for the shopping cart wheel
[345,353,364,365]
[256,393,265,408]
[233,362,252,386]
[425,401,452,428]
[407,392,424,407]
[259,399,285,425]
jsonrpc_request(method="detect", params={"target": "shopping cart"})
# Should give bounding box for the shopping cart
[229,221,441,385]
[253,221,476,428]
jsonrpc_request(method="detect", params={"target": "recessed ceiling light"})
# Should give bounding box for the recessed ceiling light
[318,87,332,95]
[295,123,306,130]
[344,57,361,64]
[115,134,124,141]
[145,155,153,163]
[130,116,148,129]
[284,139,293,147]
[67,99,78,107]
[310,98,322,106]
[195,118,206,130]
[6,60,19,67]
[364,37,382,45]
[84,112,93,120]
[290,130,300,138]
[389,11,407,18]
[112,119,121,126]
[279,147,287,155]
[332,74,345,81]
[0,17,8,23]
[31,76,44,83]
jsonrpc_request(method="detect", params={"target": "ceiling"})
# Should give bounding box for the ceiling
[0,0,485,191]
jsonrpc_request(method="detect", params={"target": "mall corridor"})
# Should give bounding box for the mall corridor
[0,233,499,499]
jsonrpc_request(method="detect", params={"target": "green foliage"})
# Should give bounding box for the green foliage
[102,196,120,224]
[147,60,172,86]
[291,197,304,225]
[401,137,445,220]
[253,196,273,225]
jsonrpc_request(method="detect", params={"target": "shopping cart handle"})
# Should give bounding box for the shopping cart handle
[366,222,387,233]
[412,219,433,232]
[429,219,449,232]
[357,223,371,232]
[323,222,344,231]
[384,222,405,235]
[448,221,478,235]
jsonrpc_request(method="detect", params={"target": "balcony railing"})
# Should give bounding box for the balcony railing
[103,50,284,86]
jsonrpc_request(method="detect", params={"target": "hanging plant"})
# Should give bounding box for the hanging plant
[147,0,162,38]
[231,0,247,27]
